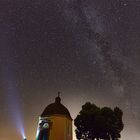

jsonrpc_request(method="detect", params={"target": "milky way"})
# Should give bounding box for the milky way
[0,0,140,140]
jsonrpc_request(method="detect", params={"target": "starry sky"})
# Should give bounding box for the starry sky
[0,0,140,140]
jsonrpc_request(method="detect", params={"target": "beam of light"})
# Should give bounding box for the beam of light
[0,26,26,139]
[1,62,26,139]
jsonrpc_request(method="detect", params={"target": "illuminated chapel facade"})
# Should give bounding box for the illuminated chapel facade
[36,94,73,140]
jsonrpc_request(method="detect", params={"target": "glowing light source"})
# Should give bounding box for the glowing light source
[20,127,26,140]
[23,137,27,140]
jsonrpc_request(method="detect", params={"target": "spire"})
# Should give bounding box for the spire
[58,91,60,97]
[55,91,61,103]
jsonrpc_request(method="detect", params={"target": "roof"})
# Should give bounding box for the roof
[41,95,72,120]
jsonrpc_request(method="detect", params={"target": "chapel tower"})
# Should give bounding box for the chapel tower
[36,93,73,140]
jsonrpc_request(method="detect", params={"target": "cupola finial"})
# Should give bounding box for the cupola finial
[55,91,61,103]
[58,91,60,97]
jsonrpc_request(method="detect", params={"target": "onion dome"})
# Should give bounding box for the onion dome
[41,94,72,120]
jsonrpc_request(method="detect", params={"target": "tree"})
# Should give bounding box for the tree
[74,102,124,140]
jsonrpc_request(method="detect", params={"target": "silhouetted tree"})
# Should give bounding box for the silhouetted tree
[74,102,123,140]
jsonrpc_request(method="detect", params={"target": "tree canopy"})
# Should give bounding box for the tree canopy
[74,102,124,140]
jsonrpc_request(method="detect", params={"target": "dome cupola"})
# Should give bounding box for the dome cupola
[41,92,72,120]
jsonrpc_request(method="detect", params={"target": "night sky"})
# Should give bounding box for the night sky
[0,0,140,140]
